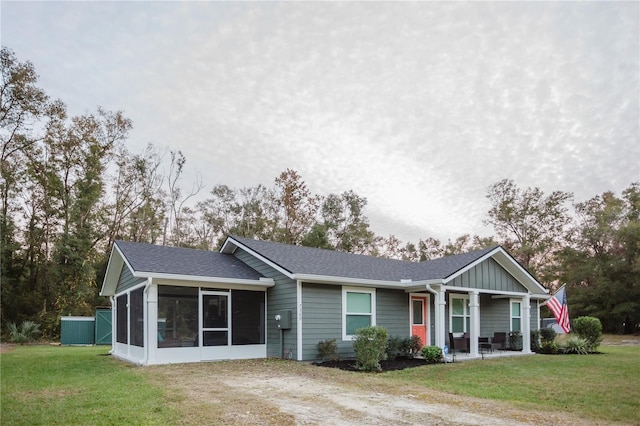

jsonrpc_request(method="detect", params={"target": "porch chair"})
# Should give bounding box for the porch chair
[448,332,469,354]
[491,332,507,351]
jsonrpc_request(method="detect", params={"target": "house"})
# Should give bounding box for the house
[100,235,550,365]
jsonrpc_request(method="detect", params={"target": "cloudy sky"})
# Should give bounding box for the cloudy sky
[3,1,639,243]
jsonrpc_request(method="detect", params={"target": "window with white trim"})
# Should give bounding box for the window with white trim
[449,294,470,335]
[510,300,522,332]
[343,287,375,340]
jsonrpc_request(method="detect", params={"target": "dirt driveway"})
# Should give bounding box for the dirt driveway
[147,359,598,425]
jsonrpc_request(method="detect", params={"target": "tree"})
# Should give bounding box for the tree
[103,143,165,248]
[271,169,320,245]
[318,190,376,254]
[557,183,640,333]
[45,108,132,315]
[485,179,573,283]
[164,150,202,246]
[0,47,60,329]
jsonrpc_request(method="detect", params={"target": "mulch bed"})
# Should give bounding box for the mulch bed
[313,356,428,372]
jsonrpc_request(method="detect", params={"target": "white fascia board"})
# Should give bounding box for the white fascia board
[114,280,148,297]
[403,280,445,293]
[100,243,134,296]
[293,274,408,289]
[221,237,294,279]
[442,284,529,297]
[133,271,275,288]
[530,293,552,300]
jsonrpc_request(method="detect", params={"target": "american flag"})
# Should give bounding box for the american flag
[546,286,570,333]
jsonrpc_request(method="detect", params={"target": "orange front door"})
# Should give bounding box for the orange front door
[411,295,428,348]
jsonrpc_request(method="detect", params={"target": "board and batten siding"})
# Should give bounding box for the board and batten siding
[448,258,526,292]
[115,265,144,294]
[233,248,298,359]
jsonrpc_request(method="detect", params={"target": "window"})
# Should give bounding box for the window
[449,294,470,334]
[116,294,128,344]
[412,299,424,325]
[130,288,144,347]
[343,287,375,339]
[157,286,198,348]
[511,300,522,332]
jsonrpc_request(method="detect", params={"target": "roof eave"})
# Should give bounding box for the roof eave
[133,271,275,287]
[293,273,414,289]
[100,243,131,297]
[221,236,294,278]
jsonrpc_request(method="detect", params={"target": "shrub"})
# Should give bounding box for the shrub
[386,336,404,361]
[531,330,541,352]
[561,336,589,354]
[540,341,559,354]
[317,338,339,361]
[572,316,603,352]
[7,321,41,344]
[539,327,557,345]
[421,345,443,364]
[508,331,522,350]
[402,335,423,358]
[353,326,388,372]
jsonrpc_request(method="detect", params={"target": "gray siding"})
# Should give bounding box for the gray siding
[530,300,539,331]
[479,295,510,336]
[300,284,411,361]
[115,265,144,293]
[234,249,298,359]
[377,289,409,338]
[448,258,526,292]
[301,284,348,360]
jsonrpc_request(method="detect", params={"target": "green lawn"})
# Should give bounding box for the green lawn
[2,344,639,424]
[385,345,640,424]
[0,345,180,425]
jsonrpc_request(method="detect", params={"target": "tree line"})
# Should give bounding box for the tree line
[1,47,638,337]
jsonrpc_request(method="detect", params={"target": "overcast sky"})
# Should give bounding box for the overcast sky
[3,1,639,243]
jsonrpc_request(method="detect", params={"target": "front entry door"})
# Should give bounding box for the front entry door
[411,295,428,348]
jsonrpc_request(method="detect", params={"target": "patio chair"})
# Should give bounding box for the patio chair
[491,332,507,351]
[449,332,469,354]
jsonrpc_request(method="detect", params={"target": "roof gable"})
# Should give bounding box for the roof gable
[100,241,265,296]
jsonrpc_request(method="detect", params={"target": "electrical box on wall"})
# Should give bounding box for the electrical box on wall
[275,310,291,330]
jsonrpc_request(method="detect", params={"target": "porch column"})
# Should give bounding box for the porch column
[522,294,531,354]
[434,289,446,350]
[146,282,158,364]
[469,291,480,357]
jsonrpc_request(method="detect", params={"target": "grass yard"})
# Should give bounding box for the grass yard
[0,345,180,425]
[384,345,640,424]
[1,342,639,425]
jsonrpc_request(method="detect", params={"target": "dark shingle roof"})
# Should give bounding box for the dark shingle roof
[229,236,498,282]
[406,246,498,280]
[115,240,263,280]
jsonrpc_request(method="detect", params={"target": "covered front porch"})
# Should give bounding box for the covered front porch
[427,285,548,357]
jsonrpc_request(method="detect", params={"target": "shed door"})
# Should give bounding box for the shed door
[95,309,112,345]
[410,295,428,348]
